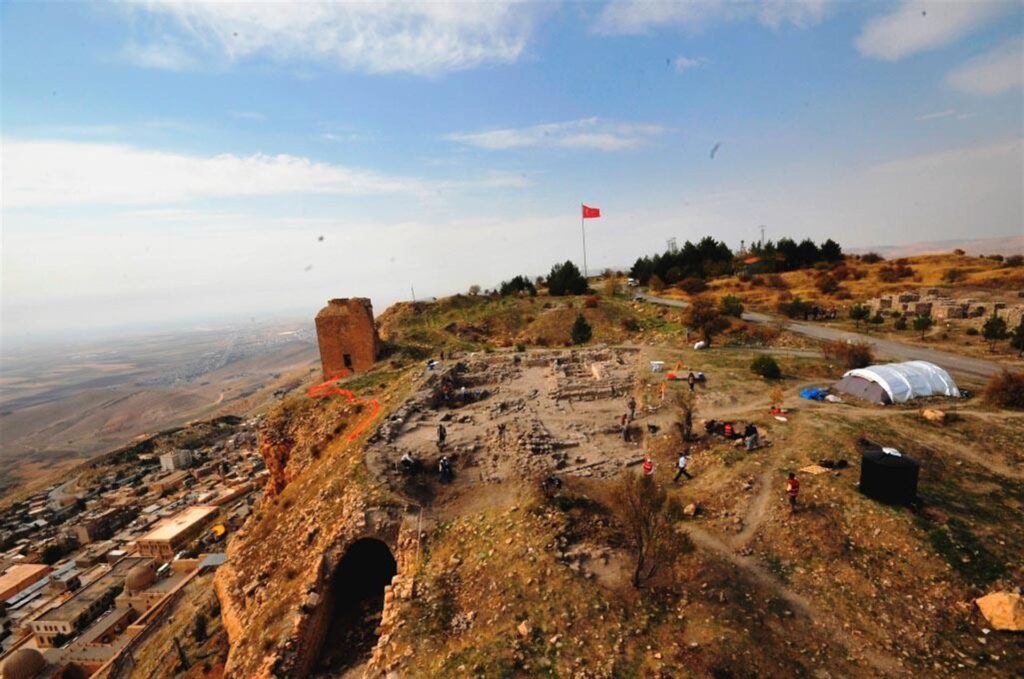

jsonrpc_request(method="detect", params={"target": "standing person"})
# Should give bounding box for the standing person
[642,456,654,476]
[687,372,696,393]
[785,472,800,513]
[627,397,637,421]
[744,423,759,451]
[620,413,630,442]
[437,423,447,450]
[673,451,693,482]
[438,455,453,483]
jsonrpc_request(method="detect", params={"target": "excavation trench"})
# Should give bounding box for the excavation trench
[313,538,398,676]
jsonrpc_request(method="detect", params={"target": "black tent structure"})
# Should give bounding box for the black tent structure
[859,445,920,505]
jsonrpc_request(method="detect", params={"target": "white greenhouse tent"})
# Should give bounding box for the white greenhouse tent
[833,360,961,405]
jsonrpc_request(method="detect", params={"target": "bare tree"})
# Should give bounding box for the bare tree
[674,389,697,440]
[684,296,730,345]
[610,472,688,589]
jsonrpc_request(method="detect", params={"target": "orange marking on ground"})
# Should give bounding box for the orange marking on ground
[306,369,382,442]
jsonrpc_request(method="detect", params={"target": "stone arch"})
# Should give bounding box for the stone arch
[300,535,399,677]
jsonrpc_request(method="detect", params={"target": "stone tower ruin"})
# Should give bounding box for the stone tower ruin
[314,298,379,379]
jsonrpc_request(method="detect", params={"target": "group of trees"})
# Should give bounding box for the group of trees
[547,260,589,296]
[498,275,537,297]
[630,236,845,287]
[747,237,843,271]
[684,296,730,344]
[981,314,1024,354]
[630,237,734,285]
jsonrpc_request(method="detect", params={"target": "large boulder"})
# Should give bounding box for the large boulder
[976,591,1024,631]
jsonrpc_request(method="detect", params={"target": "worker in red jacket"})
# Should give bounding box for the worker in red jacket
[786,472,800,513]
[642,457,654,476]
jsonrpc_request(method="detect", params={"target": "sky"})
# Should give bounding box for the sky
[2,0,1022,344]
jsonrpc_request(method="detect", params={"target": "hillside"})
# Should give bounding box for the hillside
[656,252,1024,309]
[653,253,1024,368]
[197,287,1022,678]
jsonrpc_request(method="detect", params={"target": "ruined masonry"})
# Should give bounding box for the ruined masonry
[315,298,379,380]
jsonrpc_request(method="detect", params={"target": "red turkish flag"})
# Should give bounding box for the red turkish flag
[582,204,601,219]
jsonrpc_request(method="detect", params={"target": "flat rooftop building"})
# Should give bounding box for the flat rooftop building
[30,556,146,647]
[0,564,51,601]
[135,506,218,561]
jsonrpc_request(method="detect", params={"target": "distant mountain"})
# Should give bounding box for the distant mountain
[849,235,1024,259]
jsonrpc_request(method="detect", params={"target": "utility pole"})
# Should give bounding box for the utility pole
[410,284,416,303]
[760,225,766,248]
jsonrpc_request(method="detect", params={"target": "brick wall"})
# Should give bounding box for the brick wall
[314,298,379,380]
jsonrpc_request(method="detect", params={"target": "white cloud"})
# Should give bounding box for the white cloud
[119,0,542,76]
[856,0,1012,61]
[946,36,1024,96]
[2,139,527,208]
[230,111,265,121]
[120,40,197,71]
[593,0,829,35]
[673,56,707,72]
[917,109,956,120]
[447,118,667,151]
[915,109,978,122]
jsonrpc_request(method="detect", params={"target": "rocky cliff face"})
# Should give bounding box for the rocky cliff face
[215,376,412,678]
[258,396,360,500]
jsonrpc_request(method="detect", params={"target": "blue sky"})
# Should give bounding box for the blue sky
[2,1,1022,342]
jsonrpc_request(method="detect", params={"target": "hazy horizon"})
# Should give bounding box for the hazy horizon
[3,1,1022,343]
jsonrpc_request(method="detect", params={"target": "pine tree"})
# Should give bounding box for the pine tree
[570,314,592,345]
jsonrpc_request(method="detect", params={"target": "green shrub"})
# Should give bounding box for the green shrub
[777,297,812,319]
[570,314,592,345]
[965,327,979,336]
[849,304,871,328]
[719,295,744,318]
[750,354,781,379]
[982,314,1008,348]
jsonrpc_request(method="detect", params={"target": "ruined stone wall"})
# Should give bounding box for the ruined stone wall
[287,510,406,678]
[315,298,379,379]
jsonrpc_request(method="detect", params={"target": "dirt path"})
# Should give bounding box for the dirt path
[685,525,903,676]
[731,467,776,548]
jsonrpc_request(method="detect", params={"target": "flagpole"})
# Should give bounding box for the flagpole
[580,205,588,279]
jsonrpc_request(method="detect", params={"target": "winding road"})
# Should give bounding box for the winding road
[634,292,1010,384]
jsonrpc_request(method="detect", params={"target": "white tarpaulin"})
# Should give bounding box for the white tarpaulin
[842,361,960,404]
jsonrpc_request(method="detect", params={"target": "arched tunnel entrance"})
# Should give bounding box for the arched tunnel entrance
[314,538,398,676]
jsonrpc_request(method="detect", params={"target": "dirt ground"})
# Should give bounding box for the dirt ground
[367,338,1022,678]
[366,348,683,517]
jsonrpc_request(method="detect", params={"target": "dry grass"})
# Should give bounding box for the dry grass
[657,253,1022,310]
